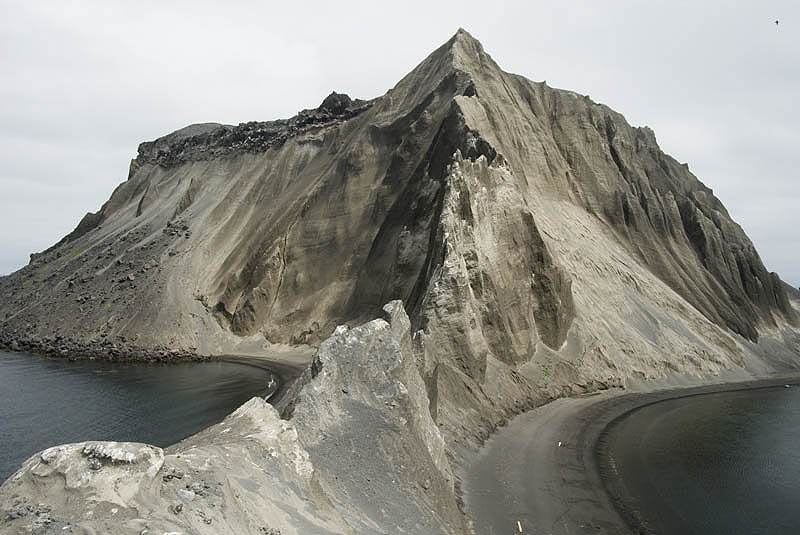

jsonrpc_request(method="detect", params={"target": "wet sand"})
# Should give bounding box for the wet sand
[461,375,800,535]
[217,349,313,406]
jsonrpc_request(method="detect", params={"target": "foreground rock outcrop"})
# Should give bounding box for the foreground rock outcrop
[1,303,465,534]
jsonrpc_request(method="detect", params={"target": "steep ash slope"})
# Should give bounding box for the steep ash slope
[1,30,798,448]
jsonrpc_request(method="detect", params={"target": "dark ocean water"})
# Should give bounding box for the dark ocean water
[601,386,800,534]
[0,350,275,482]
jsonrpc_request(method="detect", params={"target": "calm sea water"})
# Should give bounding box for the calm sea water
[602,386,800,534]
[0,350,275,482]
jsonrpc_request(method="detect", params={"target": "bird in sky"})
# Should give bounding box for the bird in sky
[775,20,779,26]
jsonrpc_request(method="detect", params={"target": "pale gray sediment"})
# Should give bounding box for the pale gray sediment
[461,375,800,535]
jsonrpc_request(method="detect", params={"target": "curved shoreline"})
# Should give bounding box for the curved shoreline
[596,377,800,535]
[216,354,310,406]
[0,349,280,484]
[0,332,206,363]
[461,374,800,535]
[0,334,311,408]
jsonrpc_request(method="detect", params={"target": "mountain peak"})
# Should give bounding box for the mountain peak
[452,27,478,43]
[444,27,490,68]
[387,28,498,103]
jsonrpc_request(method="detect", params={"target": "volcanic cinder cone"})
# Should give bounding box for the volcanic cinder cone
[2,29,799,443]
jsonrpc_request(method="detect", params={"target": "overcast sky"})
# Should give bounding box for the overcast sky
[1,1,797,285]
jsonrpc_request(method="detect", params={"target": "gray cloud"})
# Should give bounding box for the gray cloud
[1,0,797,285]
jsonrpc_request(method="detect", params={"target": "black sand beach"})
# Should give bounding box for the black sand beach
[461,375,800,535]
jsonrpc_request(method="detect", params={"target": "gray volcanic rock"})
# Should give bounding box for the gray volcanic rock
[1,27,799,470]
[0,303,465,535]
[1,398,341,534]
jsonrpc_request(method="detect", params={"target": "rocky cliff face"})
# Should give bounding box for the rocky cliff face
[1,29,798,448]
